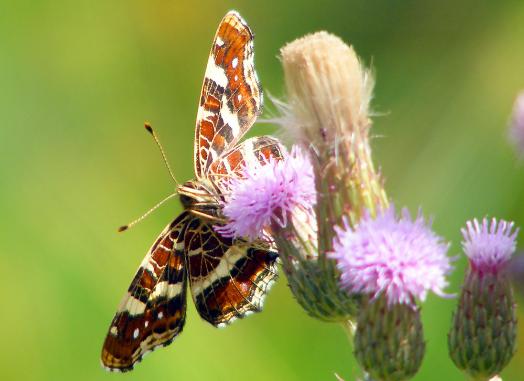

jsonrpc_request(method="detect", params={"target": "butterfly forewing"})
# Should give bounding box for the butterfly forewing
[195,11,262,178]
[101,212,190,372]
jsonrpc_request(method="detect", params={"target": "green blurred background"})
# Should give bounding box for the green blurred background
[1,1,523,380]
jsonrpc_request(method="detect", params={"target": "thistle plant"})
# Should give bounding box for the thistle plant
[217,29,520,381]
[270,31,389,322]
[448,219,519,381]
[222,32,387,321]
[332,207,452,381]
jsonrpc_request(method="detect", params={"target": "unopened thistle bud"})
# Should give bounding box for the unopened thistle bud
[279,32,388,229]
[268,32,389,321]
[448,218,519,380]
[331,207,452,381]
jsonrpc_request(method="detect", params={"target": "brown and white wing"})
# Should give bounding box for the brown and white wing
[195,11,262,178]
[184,216,278,326]
[101,212,190,372]
[207,135,286,195]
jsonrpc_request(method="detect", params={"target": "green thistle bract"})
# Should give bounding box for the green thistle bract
[354,296,425,381]
[448,270,517,379]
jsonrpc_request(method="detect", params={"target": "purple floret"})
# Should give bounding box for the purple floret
[330,207,452,306]
[216,146,316,240]
[462,218,518,272]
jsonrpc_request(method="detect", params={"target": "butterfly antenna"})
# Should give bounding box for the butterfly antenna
[118,192,178,232]
[144,122,180,186]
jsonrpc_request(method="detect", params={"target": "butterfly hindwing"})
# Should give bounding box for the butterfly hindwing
[195,11,262,178]
[184,216,278,326]
[101,212,190,372]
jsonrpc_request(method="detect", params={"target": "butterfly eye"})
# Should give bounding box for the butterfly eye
[180,194,193,209]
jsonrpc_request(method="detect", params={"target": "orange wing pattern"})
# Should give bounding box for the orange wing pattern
[184,216,278,326]
[194,11,262,178]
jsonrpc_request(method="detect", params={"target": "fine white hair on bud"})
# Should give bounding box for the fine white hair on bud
[276,31,388,242]
[278,31,374,148]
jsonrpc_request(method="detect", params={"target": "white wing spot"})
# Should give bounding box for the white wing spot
[237,94,242,101]
[110,326,118,336]
[158,311,164,319]
[216,36,225,47]
[133,328,139,339]
[232,57,239,69]
[144,320,149,328]
[205,55,228,88]
[234,75,238,81]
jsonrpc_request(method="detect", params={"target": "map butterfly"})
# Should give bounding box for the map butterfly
[101,11,284,372]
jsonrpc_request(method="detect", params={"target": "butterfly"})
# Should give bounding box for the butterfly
[100,11,285,372]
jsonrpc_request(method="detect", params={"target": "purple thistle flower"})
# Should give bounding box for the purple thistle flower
[509,91,524,156]
[449,218,519,378]
[216,146,316,240]
[330,207,452,306]
[461,218,518,272]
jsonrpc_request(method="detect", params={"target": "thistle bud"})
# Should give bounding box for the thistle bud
[354,295,425,381]
[269,32,388,321]
[448,218,519,380]
[278,31,388,234]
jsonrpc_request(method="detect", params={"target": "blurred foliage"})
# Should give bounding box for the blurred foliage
[1,1,523,380]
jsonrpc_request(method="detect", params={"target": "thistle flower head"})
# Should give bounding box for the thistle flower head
[509,91,524,156]
[216,146,316,240]
[461,218,518,272]
[449,218,519,379]
[330,207,452,306]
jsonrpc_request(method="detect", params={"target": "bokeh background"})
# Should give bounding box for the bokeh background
[1,1,524,380]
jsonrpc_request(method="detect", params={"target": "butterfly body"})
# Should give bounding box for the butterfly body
[101,11,284,372]
[178,179,221,219]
